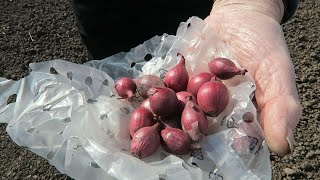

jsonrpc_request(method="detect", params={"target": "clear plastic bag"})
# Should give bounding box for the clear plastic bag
[0,17,271,180]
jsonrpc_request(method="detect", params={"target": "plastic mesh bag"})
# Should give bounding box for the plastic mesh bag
[0,17,271,180]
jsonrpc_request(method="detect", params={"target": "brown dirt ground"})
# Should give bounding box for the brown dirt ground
[0,0,319,179]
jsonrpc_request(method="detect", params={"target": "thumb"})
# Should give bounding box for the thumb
[255,46,302,156]
[260,95,302,155]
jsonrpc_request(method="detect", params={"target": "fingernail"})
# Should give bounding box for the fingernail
[286,127,295,154]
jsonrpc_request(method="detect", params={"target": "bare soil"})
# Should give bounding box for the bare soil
[0,0,319,179]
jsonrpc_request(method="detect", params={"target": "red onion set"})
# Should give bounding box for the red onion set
[114,54,247,158]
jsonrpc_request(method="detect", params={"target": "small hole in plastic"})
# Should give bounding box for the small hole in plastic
[99,114,108,120]
[191,162,198,167]
[73,145,82,150]
[87,99,97,104]
[85,76,93,86]
[106,130,111,135]
[242,112,254,123]
[103,79,109,86]
[90,162,100,168]
[50,67,58,74]
[144,54,153,61]
[7,94,17,105]
[27,127,35,133]
[187,23,191,28]
[67,71,73,80]
[130,62,136,68]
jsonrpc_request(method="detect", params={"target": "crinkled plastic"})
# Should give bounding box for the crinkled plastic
[0,17,271,180]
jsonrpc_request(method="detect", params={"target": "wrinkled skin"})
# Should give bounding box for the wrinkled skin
[205,0,302,155]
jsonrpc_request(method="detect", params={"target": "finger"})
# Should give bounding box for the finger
[255,50,302,155]
[260,95,302,155]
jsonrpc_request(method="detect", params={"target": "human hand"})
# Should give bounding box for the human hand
[205,0,302,155]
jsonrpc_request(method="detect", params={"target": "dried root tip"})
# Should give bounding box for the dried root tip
[177,53,186,63]
[186,95,193,101]
[240,69,248,75]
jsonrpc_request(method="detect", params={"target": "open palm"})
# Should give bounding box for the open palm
[205,1,302,155]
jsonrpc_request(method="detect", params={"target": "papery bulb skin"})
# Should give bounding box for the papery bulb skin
[181,101,208,141]
[129,107,155,137]
[208,58,247,80]
[147,87,179,117]
[176,91,196,113]
[187,72,216,98]
[131,123,160,159]
[115,77,137,100]
[161,127,192,155]
[197,80,229,117]
[164,54,189,92]
[135,75,165,99]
